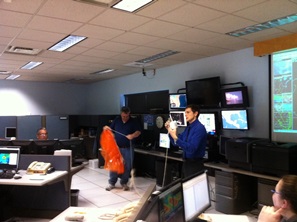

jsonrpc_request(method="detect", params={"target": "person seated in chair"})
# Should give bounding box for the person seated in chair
[258,175,297,222]
[36,127,48,140]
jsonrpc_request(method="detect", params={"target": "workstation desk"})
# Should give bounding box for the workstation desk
[0,154,86,220]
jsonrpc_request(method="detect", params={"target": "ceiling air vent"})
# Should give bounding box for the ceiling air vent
[6,46,42,55]
[124,62,153,68]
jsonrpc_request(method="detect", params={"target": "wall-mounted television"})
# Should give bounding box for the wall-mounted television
[198,112,219,135]
[186,76,221,108]
[221,109,249,130]
[221,86,249,108]
[169,93,187,110]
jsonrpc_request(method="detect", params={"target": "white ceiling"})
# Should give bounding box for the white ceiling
[0,0,296,84]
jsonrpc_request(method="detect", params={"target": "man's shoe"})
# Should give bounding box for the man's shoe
[106,184,115,191]
[122,184,130,191]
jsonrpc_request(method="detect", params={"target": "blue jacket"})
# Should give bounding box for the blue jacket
[170,119,207,159]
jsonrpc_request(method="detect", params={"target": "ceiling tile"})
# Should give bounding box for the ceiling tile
[0,10,32,27]
[90,9,151,31]
[74,24,124,40]
[132,20,187,37]
[111,32,159,45]
[158,3,225,27]
[95,41,138,53]
[168,28,221,43]
[0,0,44,13]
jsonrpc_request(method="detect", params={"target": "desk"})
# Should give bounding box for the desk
[134,148,183,162]
[0,170,67,186]
[50,207,117,222]
[204,162,279,181]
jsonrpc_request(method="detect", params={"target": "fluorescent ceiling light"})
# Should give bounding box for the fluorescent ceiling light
[6,75,20,80]
[90,68,115,75]
[73,0,117,7]
[136,50,180,63]
[227,13,297,37]
[112,0,153,12]
[0,71,12,75]
[21,61,43,70]
[48,35,87,52]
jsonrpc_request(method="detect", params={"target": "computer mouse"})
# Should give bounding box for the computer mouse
[13,175,22,179]
[47,167,55,174]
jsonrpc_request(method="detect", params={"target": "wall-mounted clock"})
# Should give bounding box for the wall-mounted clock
[155,116,164,129]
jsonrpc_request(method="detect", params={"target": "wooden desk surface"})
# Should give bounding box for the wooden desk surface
[205,162,280,181]
[0,170,67,186]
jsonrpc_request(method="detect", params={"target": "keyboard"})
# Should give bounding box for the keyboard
[0,172,15,179]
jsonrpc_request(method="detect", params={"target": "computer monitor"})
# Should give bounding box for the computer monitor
[198,112,219,135]
[0,147,20,172]
[170,111,187,127]
[169,93,187,110]
[221,109,249,130]
[219,135,232,156]
[5,127,16,139]
[158,179,185,222]
[58,138,86,165]
[182,171,211,222]
[159,133,170,149]
[11,140,34,154]
[32,140,59,154]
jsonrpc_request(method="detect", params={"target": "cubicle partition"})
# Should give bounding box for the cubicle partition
[0,155,71,220]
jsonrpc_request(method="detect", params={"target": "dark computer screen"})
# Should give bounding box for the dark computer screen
[58,138,85,164]
[186,76,221,108]
[219,135,232,156]
[32,140,59,154]
[11,140,34,154]
[182,171,211,222]
[5,127,16,139]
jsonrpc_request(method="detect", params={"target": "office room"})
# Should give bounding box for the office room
[0,0,297,221]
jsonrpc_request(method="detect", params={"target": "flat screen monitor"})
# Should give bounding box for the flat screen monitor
[159,133,170,149]
[198,112,219,135]
[170,111,187,127]
[221,86,249,108]
[0,147,20,171]
[127,183,157,221]
[221,109,249,130]
[32,140,59,154]
[158,179,185,222]
[182,171,211,222]
[186,76,221,108]
[169,93,187,110]
[5,127,16,139]
[59,138,86,164]
[11,140,34,154]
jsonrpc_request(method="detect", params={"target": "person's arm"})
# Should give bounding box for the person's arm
[126,130,141,140]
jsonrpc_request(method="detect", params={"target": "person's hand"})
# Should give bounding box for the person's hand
[165,120,170,129]
[257,206,283,222]
[103,125,111,131]
[126,134,133,140]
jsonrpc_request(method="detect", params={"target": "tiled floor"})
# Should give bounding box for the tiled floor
[15,166,259,221]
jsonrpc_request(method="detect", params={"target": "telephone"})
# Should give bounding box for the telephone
[27,161,51,175]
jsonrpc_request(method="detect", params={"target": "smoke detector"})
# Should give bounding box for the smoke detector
[6,46,42,55]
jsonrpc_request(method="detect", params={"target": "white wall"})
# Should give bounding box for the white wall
[0,47,270,138]
[86,47,270,138]
[0,81,88,115]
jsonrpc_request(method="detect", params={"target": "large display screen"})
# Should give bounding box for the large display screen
[271,48,297,143]
[198,112,218,135]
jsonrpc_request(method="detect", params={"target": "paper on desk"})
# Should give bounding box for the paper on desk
[203,213,250,222]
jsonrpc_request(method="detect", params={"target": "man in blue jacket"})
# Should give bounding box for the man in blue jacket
[166,104,207,178]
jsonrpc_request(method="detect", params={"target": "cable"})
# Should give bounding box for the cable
[162,146,169,187]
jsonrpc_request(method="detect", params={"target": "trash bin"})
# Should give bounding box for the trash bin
[70,189,79,206]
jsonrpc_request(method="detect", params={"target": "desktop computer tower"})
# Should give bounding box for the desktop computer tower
[215,170,257,214]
